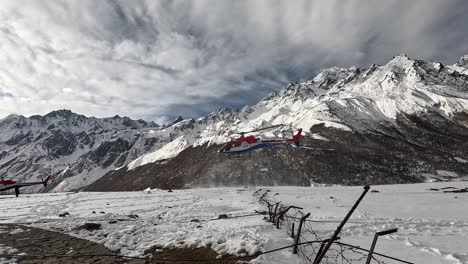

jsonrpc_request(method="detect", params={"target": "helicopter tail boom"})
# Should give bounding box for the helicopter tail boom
[288,128,302,146]
[293,128,302,142]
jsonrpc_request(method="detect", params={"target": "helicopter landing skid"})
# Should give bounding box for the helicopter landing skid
[226,152,252,159]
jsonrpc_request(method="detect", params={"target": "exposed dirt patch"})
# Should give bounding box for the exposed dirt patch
[0,224,141,264]
[0,225,256,264]
[144,246,257,264]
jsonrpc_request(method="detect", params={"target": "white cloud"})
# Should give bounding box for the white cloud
[0,0,467,123]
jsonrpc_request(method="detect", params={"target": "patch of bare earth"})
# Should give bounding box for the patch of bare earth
[144,246,257,264]
[0,224,142,264]
[1,224,258,264]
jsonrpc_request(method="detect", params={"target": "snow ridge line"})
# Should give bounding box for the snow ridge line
[252,188,414,264]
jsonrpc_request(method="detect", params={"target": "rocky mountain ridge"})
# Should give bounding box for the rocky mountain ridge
[0,110,161,192]
[2,54,468,192]
[87,54,468,191]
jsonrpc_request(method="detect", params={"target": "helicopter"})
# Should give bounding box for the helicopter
[0,175,51,197]
[213,124,303,156]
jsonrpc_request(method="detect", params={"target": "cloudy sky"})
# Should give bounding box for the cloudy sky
[0,0,467,124]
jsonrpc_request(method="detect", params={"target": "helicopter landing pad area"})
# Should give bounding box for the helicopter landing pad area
[1,182,467,264]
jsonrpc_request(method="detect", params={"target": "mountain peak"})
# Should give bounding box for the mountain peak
[457,55,468,68]
[389,53,413,63]
[3,113,24,120]
[44,109,77,118]
[384,53,417,71]
[312,67,359,83]
[164,116,184,128]
[173,116,184,123]
[0,114,25,124]
[396,53,409,58]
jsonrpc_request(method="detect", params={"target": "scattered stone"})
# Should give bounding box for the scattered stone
[217,237,227,244]
[100,211,105,214]
[440,187,457,190]
[152,245,164,250]
[237,248,249,254]
[78,223,101,231]
[190,219,200,223]
[443,188,468,193]
[127,214,139,219]
[92,211,96,214]
[58,212,70,217]
[428,188,439,191]
[274,193,279,195]
[371,190,380,193]
[196,225,203,228]
[219,198,223,200]
[108,220,118,224]
[218,214,228,219]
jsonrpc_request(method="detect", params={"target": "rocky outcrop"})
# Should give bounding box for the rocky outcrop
[86,110,468,191]
[0,110,160,192]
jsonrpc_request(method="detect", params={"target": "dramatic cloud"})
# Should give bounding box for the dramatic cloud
[0,0,467,123]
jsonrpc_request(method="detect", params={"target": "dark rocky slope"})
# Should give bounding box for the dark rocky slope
[86,111,468,191]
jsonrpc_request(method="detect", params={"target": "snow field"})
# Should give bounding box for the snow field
[265,182,468,263]
[0,188,283,260]
[0,181,467,263]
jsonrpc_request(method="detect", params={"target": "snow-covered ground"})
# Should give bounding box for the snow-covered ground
[1,181,467,263]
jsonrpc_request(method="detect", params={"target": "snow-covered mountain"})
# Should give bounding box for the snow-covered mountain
[0,109,234,192]
[86,54,468,191]
[2,54,468,192]
[0,110,164,191]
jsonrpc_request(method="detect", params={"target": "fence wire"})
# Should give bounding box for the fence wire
[0,188,413,264]
[253,189,399,264]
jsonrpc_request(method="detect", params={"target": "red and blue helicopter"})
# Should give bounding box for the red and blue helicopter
[216,124,303,156]
[0,176,51,197]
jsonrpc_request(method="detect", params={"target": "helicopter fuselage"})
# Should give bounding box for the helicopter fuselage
[218,129,302,156]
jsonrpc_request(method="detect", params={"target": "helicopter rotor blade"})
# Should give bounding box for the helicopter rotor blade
[248,124,284,133]
[232,124,284,135]
[204,124,286,137]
